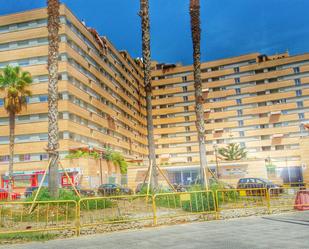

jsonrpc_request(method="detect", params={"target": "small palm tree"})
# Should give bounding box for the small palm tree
[0,65,32,198]
[218,143,247,161]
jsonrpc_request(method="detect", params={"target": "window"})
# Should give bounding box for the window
[19,154,31,161]
[237,110,243,116]
[182,76,187,82]
[235,88,241,94]
[39,96,48,102]
[273,123,282,128]
[259,113,268,118]
[262,146,271,151]
[297,101,304,108]
[40,154,48,161]
[293,67,300,73]
[183,96,188,101]
[235,77,240,83]
[260,124,269,129]
[296,90,302,96]
[0,155,9,162]
[238,120,244,127]
[187,157,192,162]
[236,99,242,105]
[270,89,279,94]
[234,67,240,73]
[239,131,245,137]
[295,79,301,86]
[182,86,188,92]
[275,145,284,151]
[214,108,223,112]
[298,113,305,120]
[258,102,267,107]
[0,99,3,106]
[261,135,270,140]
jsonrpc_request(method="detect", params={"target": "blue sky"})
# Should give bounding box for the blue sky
[1,0,309,65]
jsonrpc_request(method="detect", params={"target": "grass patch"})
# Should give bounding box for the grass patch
[0,232,57,242]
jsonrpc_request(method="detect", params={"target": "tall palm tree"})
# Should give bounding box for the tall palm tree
[189,0,209,189]
[139,0,158,187]
[0,65,32,198]
[47,0,60,198]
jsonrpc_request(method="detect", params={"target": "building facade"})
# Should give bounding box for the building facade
[147,52,309,186]
[0,5,148,189]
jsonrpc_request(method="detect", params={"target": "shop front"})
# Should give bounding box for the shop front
[1,168,81,191]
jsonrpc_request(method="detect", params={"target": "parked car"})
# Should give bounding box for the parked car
[237,178,282,195]
[0,188,21,200]
[78,188,96,197]
[172,183,187,192]
[237,178,280,189]
[63,186,96,197]
[98,184,132,196]
[24,186,39,198]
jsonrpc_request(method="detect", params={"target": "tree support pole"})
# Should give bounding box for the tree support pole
[29,158,52,214]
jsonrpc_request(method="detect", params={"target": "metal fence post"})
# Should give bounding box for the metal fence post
[215,190,220,220]
[152,194,157,226]
[266,188,271,214]
[76,200,81,236]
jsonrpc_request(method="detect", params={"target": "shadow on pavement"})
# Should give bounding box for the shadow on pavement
[261,216,309,226]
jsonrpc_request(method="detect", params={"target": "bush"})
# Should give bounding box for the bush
[27,188,113,211]
[26,187,79,202]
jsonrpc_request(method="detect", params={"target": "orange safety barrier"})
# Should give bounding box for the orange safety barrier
[294,190,309,211]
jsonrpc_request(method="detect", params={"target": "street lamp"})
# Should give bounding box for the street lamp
[213,142,220,178]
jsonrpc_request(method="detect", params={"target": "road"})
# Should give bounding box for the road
[4,211,309,249]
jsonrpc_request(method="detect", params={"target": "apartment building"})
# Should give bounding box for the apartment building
[1,6,309,190]
[0,5,148,188]
[145,52,309,186]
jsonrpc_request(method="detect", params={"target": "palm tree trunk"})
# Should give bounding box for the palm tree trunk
[8,111,15,200]
[47,0,60,198]
[140,0,158,188]
[190,0,209,189]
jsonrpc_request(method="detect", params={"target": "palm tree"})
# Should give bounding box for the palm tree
[47,0,60,198]
[189,0,209,189]
[139,0,158,188]
[0,65,32,198]
[218,143,247,161]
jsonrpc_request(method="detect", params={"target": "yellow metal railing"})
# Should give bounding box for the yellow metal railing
[0,200,78,235]
[215,188,269,217]
[152,191,216,225]
[1,188,309,237]
[268,186,309,211]
[78,194,153,234]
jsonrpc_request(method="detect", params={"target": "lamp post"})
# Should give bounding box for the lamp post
[213,142,219,178]
[99,152,103,185]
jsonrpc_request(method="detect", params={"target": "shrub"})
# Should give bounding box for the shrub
[26,188,112,211]
[26,187,79,202]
